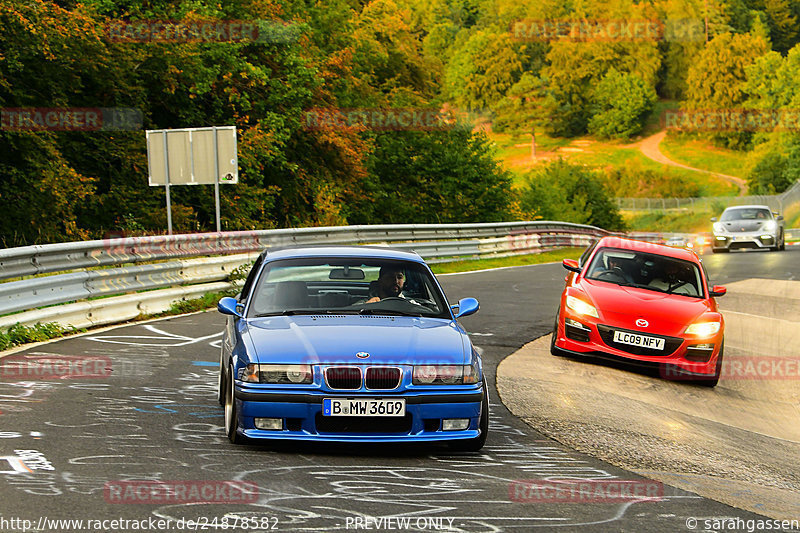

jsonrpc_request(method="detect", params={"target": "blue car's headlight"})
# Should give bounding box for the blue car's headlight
[239,364,313,384]
[413,364,479,385]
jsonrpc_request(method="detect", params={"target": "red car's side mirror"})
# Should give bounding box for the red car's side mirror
[709,285,726,297]
[562,259,581,274]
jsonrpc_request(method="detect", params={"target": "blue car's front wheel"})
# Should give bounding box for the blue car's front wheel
[224,370,246,444]
[217,348,225,406]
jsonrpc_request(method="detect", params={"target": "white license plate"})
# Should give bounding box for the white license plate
[613,330,665,350]
[733,236,751,241]
[322,398,406,417]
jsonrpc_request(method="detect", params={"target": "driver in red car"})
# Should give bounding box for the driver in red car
[366,266,406,303]
[594,255,634,284]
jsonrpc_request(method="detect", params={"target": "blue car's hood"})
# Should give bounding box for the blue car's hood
[243,315,469,365]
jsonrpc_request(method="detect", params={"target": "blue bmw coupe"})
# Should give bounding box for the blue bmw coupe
[217,246,487,450]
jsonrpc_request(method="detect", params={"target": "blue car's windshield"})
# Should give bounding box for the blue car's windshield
[247,258,451,319]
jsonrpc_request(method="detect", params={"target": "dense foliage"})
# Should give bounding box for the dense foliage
[2,0,800,246]
[518,160,626,231]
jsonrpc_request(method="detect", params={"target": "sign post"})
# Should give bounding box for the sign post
[146,126,238,234]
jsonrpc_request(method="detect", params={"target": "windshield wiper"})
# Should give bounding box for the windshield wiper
[358,309,422,317]
[253,309,316,317]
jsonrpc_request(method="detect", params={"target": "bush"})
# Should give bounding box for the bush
[518,160,626,231]
[604,160,701,198]
[588,70,657,139]
[745,142,800,194]
[0,322,80,351]
[349,130,514,224]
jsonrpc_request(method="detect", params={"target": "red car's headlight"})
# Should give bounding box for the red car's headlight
[685,321,721,337]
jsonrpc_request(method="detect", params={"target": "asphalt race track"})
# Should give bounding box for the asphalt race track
[0,247,798,532]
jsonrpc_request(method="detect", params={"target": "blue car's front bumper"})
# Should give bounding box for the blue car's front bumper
[234,384,484,443]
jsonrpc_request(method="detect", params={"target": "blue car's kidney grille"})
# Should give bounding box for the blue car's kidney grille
[365,367,401,390]
[326,367,362,389]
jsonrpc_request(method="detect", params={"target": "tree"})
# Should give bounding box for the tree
[588,70,657,139]
[745,137,800,193]
[683,32,771,148]
[492,73,551,160]
[444,30,525,111]
[349,129,513,224]
[543,40,661,137]
[762,0,800,53]
[518,160,626,231]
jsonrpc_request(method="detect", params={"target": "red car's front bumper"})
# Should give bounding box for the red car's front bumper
[554,307,723,377]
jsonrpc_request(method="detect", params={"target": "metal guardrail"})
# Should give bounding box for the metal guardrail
[614,180,800,213]
[0,222,615,331]
[0,254,254,316]
[0,222,604,281]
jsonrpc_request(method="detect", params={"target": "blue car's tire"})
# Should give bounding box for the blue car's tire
[224,370,247,444]
[217,349,225,406]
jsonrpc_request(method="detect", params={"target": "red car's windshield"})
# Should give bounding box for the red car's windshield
[585,248,705,298]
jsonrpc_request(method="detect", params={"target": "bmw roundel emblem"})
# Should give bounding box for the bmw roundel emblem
[636,319,649,328]
[356,352,370,359]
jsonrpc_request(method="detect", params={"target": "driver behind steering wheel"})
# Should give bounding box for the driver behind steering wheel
[598,255,634,284]
[366,266,407,303]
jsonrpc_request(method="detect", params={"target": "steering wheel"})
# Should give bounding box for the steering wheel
[596,268,628,282]
[667,280,689,293]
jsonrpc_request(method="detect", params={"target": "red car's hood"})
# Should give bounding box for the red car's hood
[580,279,713,336]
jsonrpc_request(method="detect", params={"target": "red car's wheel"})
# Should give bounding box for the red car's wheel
[697,340,724,388]
[550,309,568,357]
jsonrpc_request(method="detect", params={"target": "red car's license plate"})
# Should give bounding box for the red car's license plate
[613,331,665,350]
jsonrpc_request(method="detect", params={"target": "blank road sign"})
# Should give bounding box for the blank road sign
[147,126,238,186]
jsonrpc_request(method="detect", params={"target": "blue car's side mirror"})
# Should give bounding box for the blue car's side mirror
[218,297,244,317]
[451,297,479,319]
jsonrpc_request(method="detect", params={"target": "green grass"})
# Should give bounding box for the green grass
[488,132,571,186]
[487,101,743,197]
[430,248,583,274]
[489,128,739,197]
[141,289,238,319]
[567,144,738,197]
[623,208,718,234]
[0,322,85,351]
[659,133,749,179]
[784,202,800,231]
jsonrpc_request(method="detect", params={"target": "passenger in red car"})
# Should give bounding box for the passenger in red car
[649,261,696,295]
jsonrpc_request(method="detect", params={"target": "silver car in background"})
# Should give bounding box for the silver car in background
[711,205,785,252]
